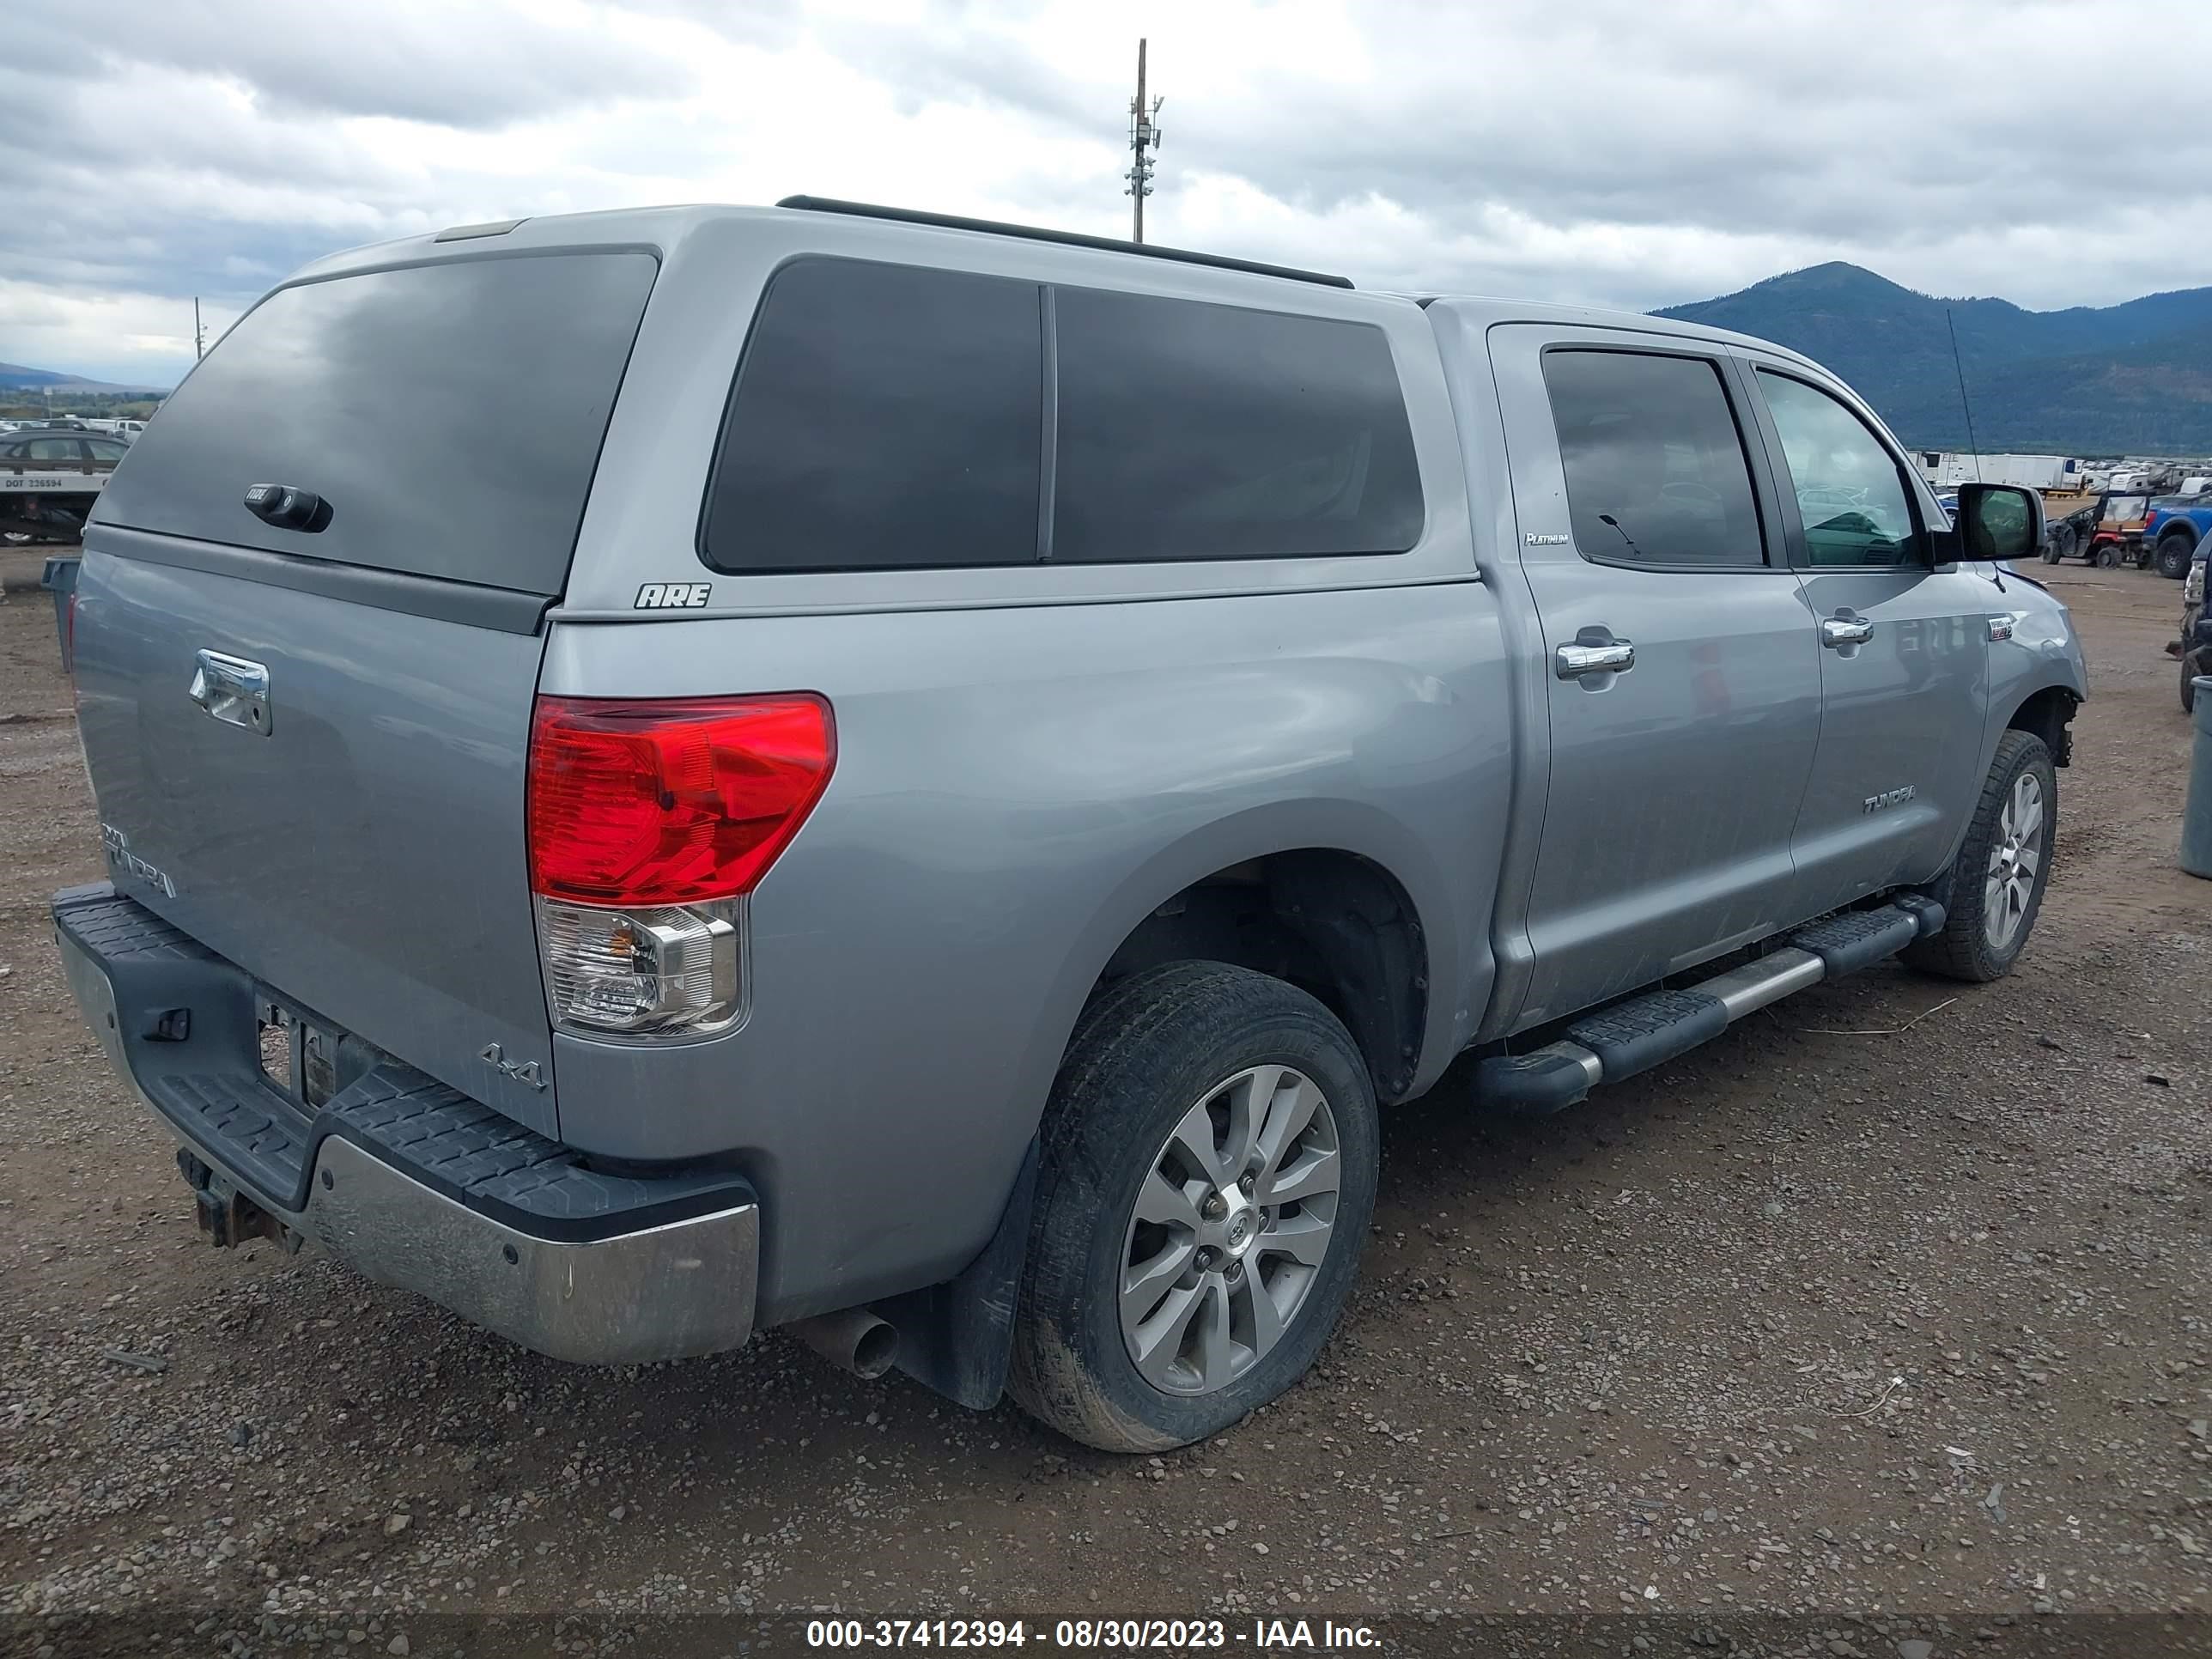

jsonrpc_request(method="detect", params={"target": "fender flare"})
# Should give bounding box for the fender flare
[1014,798,1463,1119]
[1990,673,2083,763]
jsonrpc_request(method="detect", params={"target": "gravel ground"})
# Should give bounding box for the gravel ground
[2,563,2208,1659]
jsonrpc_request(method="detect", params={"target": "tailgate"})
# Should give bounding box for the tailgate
[70,246,660,1137]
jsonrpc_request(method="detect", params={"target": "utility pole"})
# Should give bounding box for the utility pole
[1125,39,1162,242]
[194,297,204,361]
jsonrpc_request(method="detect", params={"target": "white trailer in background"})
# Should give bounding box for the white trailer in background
[0,459,106,543]
[1917,451,2087,490]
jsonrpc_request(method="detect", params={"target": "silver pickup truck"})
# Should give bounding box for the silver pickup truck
[53,198,2086,1452]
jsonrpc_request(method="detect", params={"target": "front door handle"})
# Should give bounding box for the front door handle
[1820,613,1875,648]
[1555,638,1635,678]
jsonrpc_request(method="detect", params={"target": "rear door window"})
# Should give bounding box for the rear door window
[1050,288,1423,562]
[1540,349,1767,568]
[701,258,1043,574]
[94,251,659,595]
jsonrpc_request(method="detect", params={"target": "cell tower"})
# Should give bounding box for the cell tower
[1126,40,1163,242]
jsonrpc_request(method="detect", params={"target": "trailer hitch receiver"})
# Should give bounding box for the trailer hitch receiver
[176,1148,303,1253]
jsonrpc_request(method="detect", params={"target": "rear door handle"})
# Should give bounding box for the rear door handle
[188,649,271,735]
[1555,639,1635,678]
[1820,614,1875,648]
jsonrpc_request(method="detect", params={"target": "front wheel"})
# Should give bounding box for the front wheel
[1008,962,1379,1452]
[1904,730,2057,982]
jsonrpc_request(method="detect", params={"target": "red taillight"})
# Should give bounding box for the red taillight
[2144,508,2161,532]
[526,694,836,906]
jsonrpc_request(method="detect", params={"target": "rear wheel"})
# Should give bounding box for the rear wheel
[2094,542,2121,568]
[1904,730,2056,982]
[2155,532,2197,580]
[1009,962,1379,1452]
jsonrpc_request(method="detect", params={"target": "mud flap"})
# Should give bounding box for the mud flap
[876,1139,1039,1411]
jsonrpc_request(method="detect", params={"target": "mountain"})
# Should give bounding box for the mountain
[1654,263,2212,453]
[0,362,169,393]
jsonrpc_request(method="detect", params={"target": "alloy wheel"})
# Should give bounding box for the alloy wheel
[1118,1065,1342,1395]
[1984,771,2045,950]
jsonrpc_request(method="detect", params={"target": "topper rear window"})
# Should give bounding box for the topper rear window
[94,251,658,596]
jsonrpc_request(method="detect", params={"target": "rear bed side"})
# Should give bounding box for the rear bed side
[541,210,1516,1324]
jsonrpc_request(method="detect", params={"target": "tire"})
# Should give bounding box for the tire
[2040,531,2064,564]
[1903,729,2057,982]
[2094,543,2121,568]
[2155,533,2196,580]
[1008,961,1380,1452]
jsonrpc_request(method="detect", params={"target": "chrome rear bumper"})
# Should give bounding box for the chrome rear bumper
[307,1137,757,1365]
[55,883,758,1365]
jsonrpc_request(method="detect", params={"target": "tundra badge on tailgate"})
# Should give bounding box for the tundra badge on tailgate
[635,582,712,610]
[100,824,179,898]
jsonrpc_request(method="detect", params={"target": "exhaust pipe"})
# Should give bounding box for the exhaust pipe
[787,1308,899,1381]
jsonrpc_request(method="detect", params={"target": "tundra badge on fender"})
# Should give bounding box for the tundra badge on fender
[635,582,712,610]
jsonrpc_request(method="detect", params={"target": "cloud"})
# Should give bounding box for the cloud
[0,279,227,385]
[17,0,692,129]
[3,0,2208,384]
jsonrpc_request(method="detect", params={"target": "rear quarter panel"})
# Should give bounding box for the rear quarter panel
[541,588,1512,1322]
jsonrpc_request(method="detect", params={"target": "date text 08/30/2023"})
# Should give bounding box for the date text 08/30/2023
[805,1619,1382,1650]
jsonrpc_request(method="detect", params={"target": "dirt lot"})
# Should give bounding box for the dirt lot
[3,562,2209,1658]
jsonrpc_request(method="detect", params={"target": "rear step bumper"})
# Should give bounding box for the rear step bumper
[52,883,760,1365]
[1476,896,1944,1113]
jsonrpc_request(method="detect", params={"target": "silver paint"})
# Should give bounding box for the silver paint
[55,204,2089,1332]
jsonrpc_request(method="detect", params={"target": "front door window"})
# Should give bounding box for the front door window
[1758,373,1920,567]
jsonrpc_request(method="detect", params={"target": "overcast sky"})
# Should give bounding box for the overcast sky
[6,0,2209,386]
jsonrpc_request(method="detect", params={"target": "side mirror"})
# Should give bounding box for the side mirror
[1956,483,2045,563]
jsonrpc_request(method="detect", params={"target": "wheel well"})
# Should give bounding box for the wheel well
[2008,685,2077,768]
[1095,849,1428,1101]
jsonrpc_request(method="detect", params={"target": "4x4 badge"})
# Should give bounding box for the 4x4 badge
[478,1043,546,1090]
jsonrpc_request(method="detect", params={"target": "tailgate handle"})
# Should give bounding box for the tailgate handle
[188,650,271,736]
